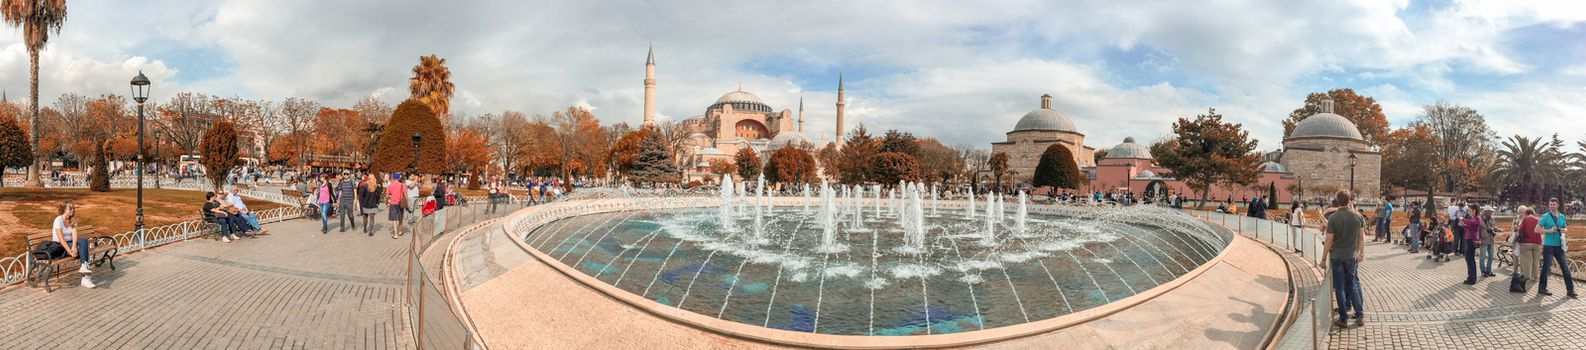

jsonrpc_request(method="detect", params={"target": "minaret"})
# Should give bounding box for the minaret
[643,44,656,126]
[798,95,805,133]
[835,73,845,148]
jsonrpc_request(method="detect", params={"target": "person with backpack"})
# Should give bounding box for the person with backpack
[1479,208,1497,277]
[1538,198,1577,298]
[433,178,449,235]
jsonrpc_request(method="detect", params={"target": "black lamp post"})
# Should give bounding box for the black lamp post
[1348,153,1359,198]
[410,132,422,174]
[130,71,151,234]
[154,130,163,189]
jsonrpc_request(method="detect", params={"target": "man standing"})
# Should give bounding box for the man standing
[487,177,500,214]
[1376,197,1394,242]
[337,172,359,232]
[1323,191,1366,328]
[1538,198,1578,298]
[1407,202,1423,253]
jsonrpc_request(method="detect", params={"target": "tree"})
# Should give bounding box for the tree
[154,92,216,156]
[609,127,650,177]
[550,106,608,182]
[199,119,240,191]
[766,147,817,185]
[446,128,493,180]
[837,125,878,184]
[517,116,561,176]
[410,54,455,123]
[735,147,762,180]
[879,130,918,156]
[494,111,528,177]
[312,108,368,158]
[628,129,678,186]
[708,159,737,179]
[871,152,920,185]
[1092,148,1109,165]
[1283,88,1390,144]
[987,152,1009,193]
[816,142,841,180]
[1266,182,1278,209]
[82,95,130,192]
[1032,143,1082,191]
[278,97,320,169]
[2,0,67,187]
[0,112,33,186]
[1416,101,1496,197]
[1379,124,1439,203]
[1491,135,1567,205]
[370,99,447,175]
[916,138,963,186]
[1151,108,1261,207]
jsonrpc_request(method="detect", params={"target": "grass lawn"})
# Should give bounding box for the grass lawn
[0,187,283,258]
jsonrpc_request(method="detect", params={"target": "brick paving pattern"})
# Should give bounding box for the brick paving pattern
[1326,241,1586,349]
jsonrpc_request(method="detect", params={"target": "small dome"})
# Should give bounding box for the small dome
[1012,108,1078,132]
[767,132,808,149]
[1258,161,1289,173]
[698,148,726,156]
[1289,99,1362,140]
[1136,169,1158,179]
[1105,137,1152,160]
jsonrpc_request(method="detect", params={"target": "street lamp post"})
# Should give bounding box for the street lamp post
[410,132,422,174]
[130,72,152,235]
[1348,153,1359,199]
[154,130,163,189]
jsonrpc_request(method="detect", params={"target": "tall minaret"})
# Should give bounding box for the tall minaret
[835,73,845,148]
[643,44,656,126]
[797,95,805,133]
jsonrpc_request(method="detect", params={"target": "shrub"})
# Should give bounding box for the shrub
[200,120,241,191]
[371,99,447,175]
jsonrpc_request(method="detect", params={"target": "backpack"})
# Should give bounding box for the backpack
[1510,272,1529,293]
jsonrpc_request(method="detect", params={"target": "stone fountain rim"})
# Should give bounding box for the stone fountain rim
[489,196,1242,349]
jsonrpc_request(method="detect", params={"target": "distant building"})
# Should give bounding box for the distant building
[990,94,1096,185]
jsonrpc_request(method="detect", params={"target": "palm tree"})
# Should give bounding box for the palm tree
[408,54,454,123]
[1490,135,1567,205]
[987,152,1008,193]
[2,0,68,188]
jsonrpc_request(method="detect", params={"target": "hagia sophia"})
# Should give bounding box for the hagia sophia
[640,46,1381,202]
[993,94,1382,203]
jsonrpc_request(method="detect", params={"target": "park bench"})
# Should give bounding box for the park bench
[24,226,119,292]
[282,189,318,219]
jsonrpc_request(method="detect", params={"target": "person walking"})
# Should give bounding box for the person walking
[1323,191,1366,328]
[1460,203,1483,285]
[487,177,500,214]
[1538,198,1578,298]
[1290,201,1306,253]
[358,174,382,237]
[387,174,408,239]
[1479,208,1496,277]
[405,176,420,233]
[316,176,333,234]
[1514,206,1543,292]
[337,172,359,232]
[433,178,449,235]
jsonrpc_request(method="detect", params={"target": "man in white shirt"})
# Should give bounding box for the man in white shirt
[226,185,267,235]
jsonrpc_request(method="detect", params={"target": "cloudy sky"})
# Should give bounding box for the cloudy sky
[3,0,1584,151]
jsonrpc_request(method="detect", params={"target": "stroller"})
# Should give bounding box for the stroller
[1425,224,1455,262]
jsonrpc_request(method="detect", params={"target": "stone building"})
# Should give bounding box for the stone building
[1086,137,1296,202]
[1274,98,1382,201]
[990,94,1096,184]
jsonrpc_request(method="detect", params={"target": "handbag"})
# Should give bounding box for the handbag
[31,240,66,260]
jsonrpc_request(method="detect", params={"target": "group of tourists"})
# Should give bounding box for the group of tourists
[202,184,270,243]
[1508,198,1576,298]
[303,172,452,239]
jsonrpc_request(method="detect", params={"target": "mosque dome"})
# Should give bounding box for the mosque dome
[768,132,808,149]
[1258,161,1289,173]
[1012,94,1078,133]
[709,88,773,113]
[1136,169,1158,179]
[698,148,726,156]
[1289,99,1363,141]
[1105,137,1152,160]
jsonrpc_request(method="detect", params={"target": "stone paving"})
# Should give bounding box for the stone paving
[0,215,417,349]
[1326,241,1586,349]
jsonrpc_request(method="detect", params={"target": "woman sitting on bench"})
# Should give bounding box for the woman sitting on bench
[205,192,247,242]
[51,200,96,289]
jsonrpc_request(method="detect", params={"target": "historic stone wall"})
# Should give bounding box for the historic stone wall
[992,130,1094,185]
[1280,138,1381,200]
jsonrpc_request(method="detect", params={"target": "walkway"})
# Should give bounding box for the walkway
[1326,241,1586,348]
[0,216,415,349]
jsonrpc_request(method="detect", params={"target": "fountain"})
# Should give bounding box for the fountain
[1016,191,1029,234]
[719,174,737,233]
[966,189,976,218]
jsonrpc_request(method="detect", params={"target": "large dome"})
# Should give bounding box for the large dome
[1106,137,1152,160]
[709,89,773,113]
[1013,108,1078,132]
[715,90,764,104]
[1289,99,1363,140]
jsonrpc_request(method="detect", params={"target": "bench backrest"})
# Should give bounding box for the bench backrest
[24,226,97,247]
[282,189,303,197]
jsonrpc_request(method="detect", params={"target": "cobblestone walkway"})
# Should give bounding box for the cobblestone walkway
[1326,241,1586,349]
[0,216,416,349]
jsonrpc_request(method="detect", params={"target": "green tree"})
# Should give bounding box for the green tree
[1267,182,1277,208]
[915,138,963,186]
[609,127,650,177]
[1379,124,1439,204]
[1151,108,1261,208]
[628,129,677,186]
[766,147,817,185]
[0,113,33,186]
[735,147,762,180]
[1283,88,1390,143]
[838,125,878,184]
[1491,134,1567,205]
[987,152,1009,193]
[871,152,920,185]
[370,99,447,175]
[1032,144,1082,192]
[2,0,68,187]
[878,130,918,156]
[200,120,240,191]
[409,54,455,121]
[1416,101,1496,197]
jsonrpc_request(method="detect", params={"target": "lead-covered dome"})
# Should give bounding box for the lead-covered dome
[767,132,808,149]
[710,88,772,113]
[1289,98,1363,140]
[1012,94,1078,133]
[1258,161,1289,173]
[1106,137,1152,160]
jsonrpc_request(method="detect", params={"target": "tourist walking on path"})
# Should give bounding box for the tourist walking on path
[405,176,420,233]
[487,177,501,214]
[1290,202,1306,253]
[387,174,408,239]
[1515,207,1543,289]
[358,174,382,236]
[316,176,333,234]
[1479,208,1496,277]
[337,173,359,232]
[1407,202,1422,253]
[52,200,96,289]
[1323,191,1366,328]
[1538,198,1577,298]
[1461,203,1483,285]
[433,178,450,234]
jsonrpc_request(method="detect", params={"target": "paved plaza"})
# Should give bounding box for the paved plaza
[1326,240,1586,349]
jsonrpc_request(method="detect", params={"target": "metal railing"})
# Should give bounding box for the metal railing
[402,196,499,350]
[1177,210,1331,350]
